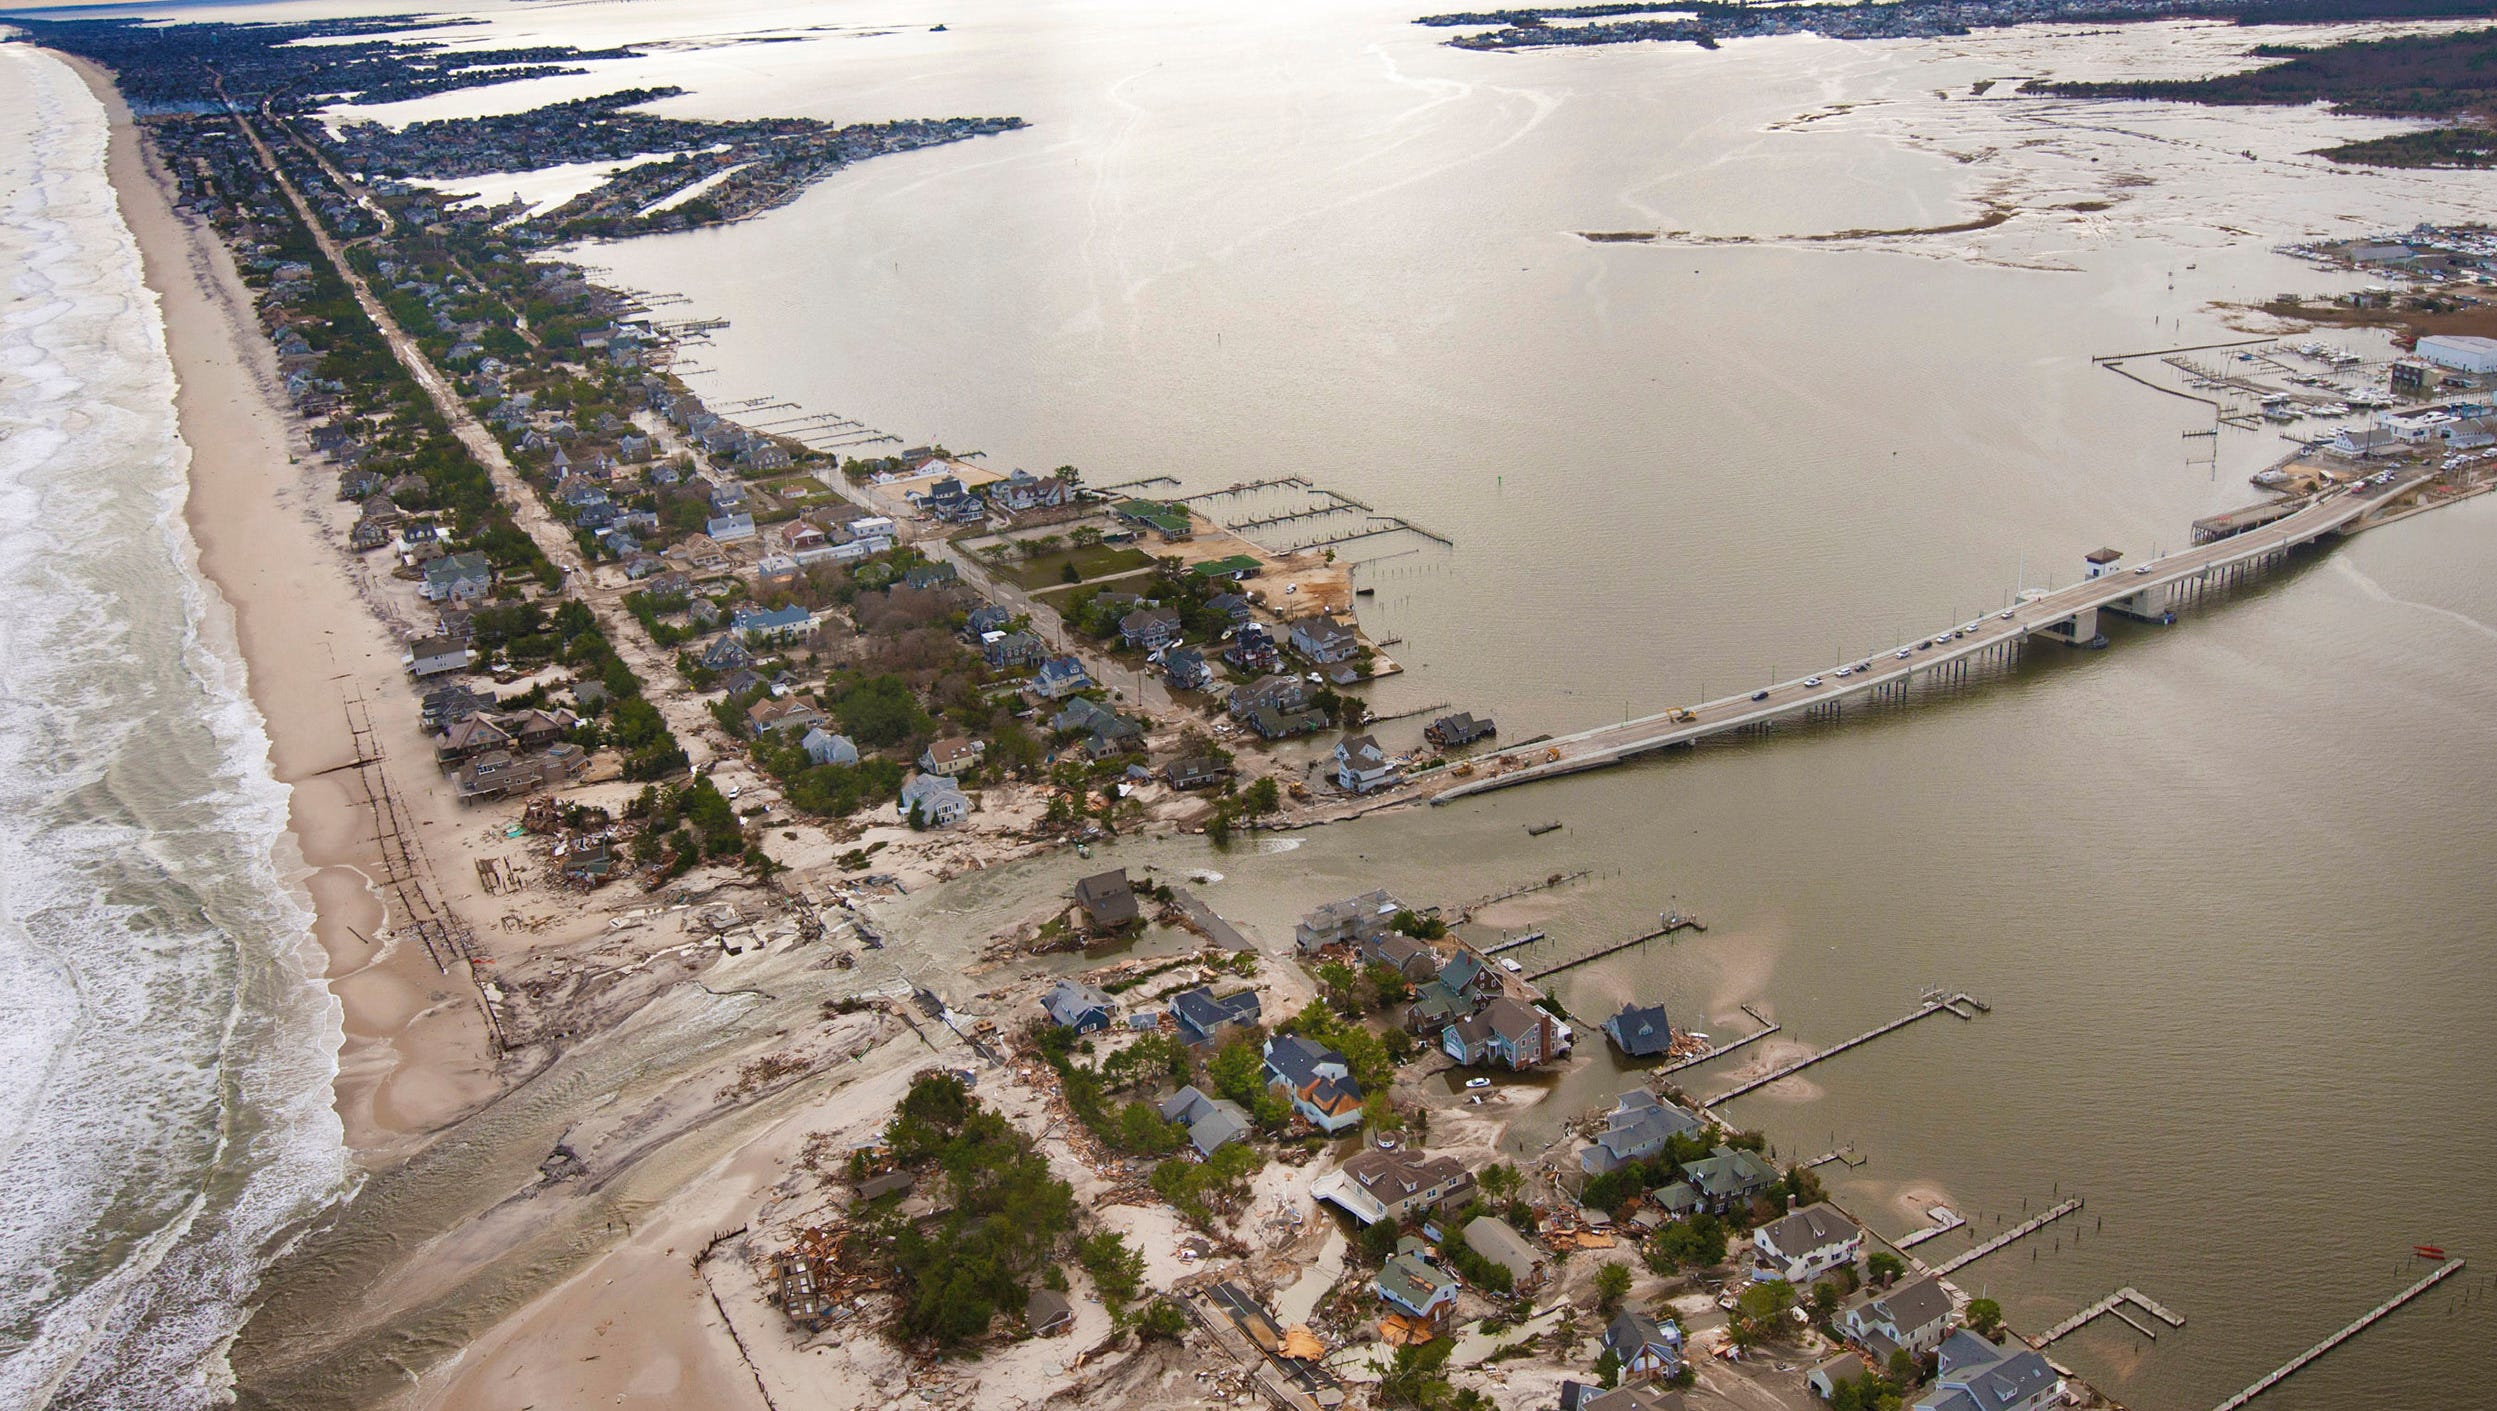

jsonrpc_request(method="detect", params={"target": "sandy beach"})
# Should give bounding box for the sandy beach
[75,57,505,1163]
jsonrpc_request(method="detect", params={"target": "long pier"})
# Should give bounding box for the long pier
[1701,993,1982,1109]
[1521,914,1707,981]
[2207,1259,2464,1411]
[1434,472,2446,804]
[1929,1198,2083,1276]
[2035,1287,2185,1345]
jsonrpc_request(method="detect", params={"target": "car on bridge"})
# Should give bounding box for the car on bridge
[1805,676,1823,687]
[1751,690,1769,701]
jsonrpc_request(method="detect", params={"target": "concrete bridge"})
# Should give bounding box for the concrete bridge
[1434,472,2446,803]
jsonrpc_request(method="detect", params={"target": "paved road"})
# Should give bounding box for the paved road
[1437,474,2426,802]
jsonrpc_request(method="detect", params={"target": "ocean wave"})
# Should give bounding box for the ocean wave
[0,46,347,1411]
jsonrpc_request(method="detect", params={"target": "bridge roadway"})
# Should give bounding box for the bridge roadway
[1433,475,2425,803]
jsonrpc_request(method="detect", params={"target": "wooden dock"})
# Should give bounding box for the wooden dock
[1893,1209,1967,1249]
[2035,1287,2185,1346]
[1929,1198,2083,1276]
[1700,992,1981,1108]
[2207,1259,2464,1411]
[1656,1005,1780,1076]
[1520,913,1707,981]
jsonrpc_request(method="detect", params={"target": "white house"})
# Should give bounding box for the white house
[1913,1329,2062,1411]
[1752,1202,1863,1284]
[1334,735,1399,794]
[801,728,858,767]
[899,772,969,827]
[1839,1277,1955,1362]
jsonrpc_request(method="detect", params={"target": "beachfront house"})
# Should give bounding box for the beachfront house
[918,736,983,777]
[1042,980,1117,1034]
[1913,1330,2062,1411]
[1580,1090,1703,1176]
[1839,1277,1955,1363]
[898,772,969,827]
[1334,734,1400,794]
[421,551,492,604]
[1262,1034,1364,1134]
[1157,1086,1251,1158]
[1753,1202,1864,1284]
[405,634,474,678]
[1169,987,1262,1047]
[800,728,858,767]
[1602,1002,1675,1058]
[1294,888,1403,953]
[1073,868,1139,931]
[1313,1148,1476,1228]
[1289,616,1359,664]
[1443,996,1568,1071]
[1461,1216,1551,1293]
[1602,1310,1686,1381]
[1681,1144,1781,1213]
[1376,1239,1460,1327]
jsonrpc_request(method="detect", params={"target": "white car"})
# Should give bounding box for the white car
[2134,564,2152,574]
[1804,676,1823,687]
[1835,666,1853,677]
[2000,609,2015,619]
[1896,647,1913,659]
[1465,1077,1491,1089]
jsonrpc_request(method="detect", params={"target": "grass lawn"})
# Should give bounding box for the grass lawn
[1004,544,1153,590]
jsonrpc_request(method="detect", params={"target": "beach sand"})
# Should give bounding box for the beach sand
[76,57,505,1163]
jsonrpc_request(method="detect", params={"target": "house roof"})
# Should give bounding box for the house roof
[1337,1148,1468,1204]
[1933,1329,2058,1409]
[1684,1144,1779,1199]
[1605,1002,1675,1056]
[924,736,980,767]
[1460,1216,1545,1282]
[899,773,966,810]
[1262,1034,1344,1089]
[1171,986,1261,1036]
[1856,1276,1952,1335]
[1337,734,1387,767]
[1025,1288,1074,1330]
[1073,869,1138,925]
[1376,1249,1457,1312]
[1759,1202,1860,1258]
[1603,1308,1681,1359]
[1043,979,1116,1026]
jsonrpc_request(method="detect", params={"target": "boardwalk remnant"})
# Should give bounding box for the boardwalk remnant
[1702,992,1982,1108]
[1929,1198,2083,1276]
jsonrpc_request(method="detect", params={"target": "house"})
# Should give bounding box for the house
[1376,1239,1460,1326]
[1580,1090,1703,1175]
[990,468,1073,511]
[1913,1329,2062,1411]
[1366,934,1443,984]
[452,744,588,802]
[1224,621,1279,673]
[1158,1086,1252,1157]
[753,553,801,591]
[1460,1216,1551,1293]
[1025,1288,1074,1337]
[1809,1352,1873,1402]
[899,772,969,827]
[1561,1384,1684,1411]
[1334,735,1400,794]
[1840,1277,1955,1363]
[1052,697,1143,755]
[1295,889,1404,953]
[747,696,824,737]
[1120,606,1183,651]
[1073,868,1140,931]
[678,532,728,569]
[1246,702,1328,740]
[1207,592,1254,625]
[1443,995,1567,1070]
[1163,757,1230,791]
[420,552,492,604]
[405,634,474,677]
[706,513,757,543]
[419,683,489,730]
[731,604,814,643]
[1424,712,1495,748]
[1030,656,1094,699]
[963,603,1011,638]
[1162,645,1212,690]
[800,728,858,767]
[1601,1309,1686,1381]
[1262,1034,1365,1134]
[2331,425,2400,458]
[1681,1144,1781,1213]
[1314,1148,1474,1227]
[984,630,1045,669]
[1170,987,1263,1047]
[432,714,513,764]
[1042,979,1117,1033]
[1289,616,1359,664]
[507,708,578,749]
[699,635,753,673]
[1603,1002,1675,1058]
[1753,1202,1864,1284]
[905,562,960,592]
[919,736,983,777]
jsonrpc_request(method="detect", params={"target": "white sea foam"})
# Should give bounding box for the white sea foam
[0,45,347,1410]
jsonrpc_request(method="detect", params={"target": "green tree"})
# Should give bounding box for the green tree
[1138,1298,1187,1341]
[1595,1260,1633,1313]
[1811,1279,1840,1319]
[1887,1347,1918,1385]
[1867,1250,1905,1287]
[1076,1230,1145,1310]
[1594,1347,1621,1389]
[1966,1297,2003,1338]
[834,674,929,747]
[1377,1338,1456,1409]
